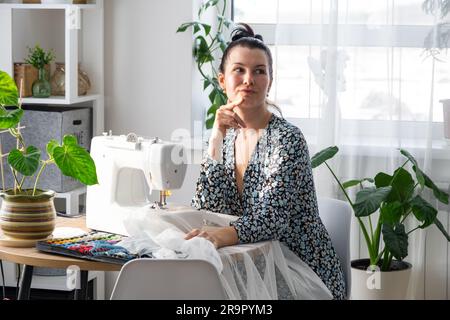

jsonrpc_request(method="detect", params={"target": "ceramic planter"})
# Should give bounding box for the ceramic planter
[0,190,56,240]
[350,258,412,300]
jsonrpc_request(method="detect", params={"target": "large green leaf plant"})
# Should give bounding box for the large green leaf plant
[176,0,233,129]
[311,146,450,271]
[0,70,98,196]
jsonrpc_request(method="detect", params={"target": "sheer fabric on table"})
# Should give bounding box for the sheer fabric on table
[118,205,332,300]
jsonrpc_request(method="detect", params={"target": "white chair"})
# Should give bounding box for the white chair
[317,197,352,297]
[110,258,227,300]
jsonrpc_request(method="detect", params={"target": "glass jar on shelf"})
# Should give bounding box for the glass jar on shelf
[50,62,91,96]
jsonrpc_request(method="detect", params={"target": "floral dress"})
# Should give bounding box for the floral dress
[191,114,346,299]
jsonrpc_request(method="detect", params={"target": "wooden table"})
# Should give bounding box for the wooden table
[0,216,122,300]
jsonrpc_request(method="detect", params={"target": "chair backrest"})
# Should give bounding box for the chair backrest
[110,258,227,300]
[317,197,352,297]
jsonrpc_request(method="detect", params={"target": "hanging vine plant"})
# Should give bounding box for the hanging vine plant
[177,0,234,129]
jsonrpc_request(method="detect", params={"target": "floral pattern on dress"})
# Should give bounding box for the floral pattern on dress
[191,114,346,299]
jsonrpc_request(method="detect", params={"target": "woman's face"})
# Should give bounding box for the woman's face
[219,46,272,110]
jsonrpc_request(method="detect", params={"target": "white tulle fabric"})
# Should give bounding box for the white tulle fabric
[117,205,332,300]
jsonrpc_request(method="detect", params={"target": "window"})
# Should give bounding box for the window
[234,0,449,124]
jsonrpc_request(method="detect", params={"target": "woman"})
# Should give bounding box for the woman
[189,23,346,300]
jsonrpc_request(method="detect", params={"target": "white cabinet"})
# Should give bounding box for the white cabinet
[0,0,104,135]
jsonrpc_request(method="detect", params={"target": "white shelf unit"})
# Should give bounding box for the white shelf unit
[0,0,104,135]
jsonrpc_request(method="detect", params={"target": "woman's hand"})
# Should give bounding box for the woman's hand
[208,96,246,160]
[184,226,239,249]
[185,229,219,248]
[213,96,247,138]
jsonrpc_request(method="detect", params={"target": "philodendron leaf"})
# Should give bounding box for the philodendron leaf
[0,71,19,107]
[382,223,408,260]
[63,134,78,146]
[400,149,425,188]
[414,166,449,204]
[46,139,59,158]
[311,146,338,168]
[354,186,392,217]
[0,108,23,130]
[380,201,404,226]
[53,142,98,185]
[410,195,438,229]
[343,178,374,189]
[8,146,41,176]
[387,167,415,203]
[434,218,450,242]
[374,172,392,188]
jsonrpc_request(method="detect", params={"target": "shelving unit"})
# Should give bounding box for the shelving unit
[0,0,105,299]
[0,0,104,135]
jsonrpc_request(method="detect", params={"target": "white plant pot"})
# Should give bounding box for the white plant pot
[350,259,412,300]
[442,99,450,144]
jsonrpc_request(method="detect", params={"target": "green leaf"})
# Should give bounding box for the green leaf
[387,167,415,203]
[0,71,19,106]
[354,186,392,217]
[310,146,339,168]
[176,22,196,33]
[46,139,59,158]
[400,149,425,188]
[410,195,438,229]
[193,23,201,34]
[208,89,217,104]
[414,166,449,204]
[434,218,450,242]
[380,201,404,226]
[8,146,41,177]
[194,36,214,64]
[205,115,215,130]
[382,223,408,260]
[214,89,227,106]
[343,178,374,189]
[202,23,211,36]
[53,144,98,185]
[63,134,78,146]
[203,78,212,90]
[0,108,23,129]
[342,179,361,189]
[374,172,393,188]
[207,104,219,117]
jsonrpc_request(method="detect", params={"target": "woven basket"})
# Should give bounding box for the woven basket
[14,63,50,97]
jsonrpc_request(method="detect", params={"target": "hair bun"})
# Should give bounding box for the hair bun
[254,34,263,41]
[231,23,264,42]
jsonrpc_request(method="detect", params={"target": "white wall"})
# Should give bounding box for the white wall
[104,0,193,140]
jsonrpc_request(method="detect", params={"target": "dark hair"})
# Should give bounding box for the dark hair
[219,23,273,81]
[219,23,281,116]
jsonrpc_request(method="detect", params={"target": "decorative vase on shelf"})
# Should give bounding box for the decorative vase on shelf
[51,62,91,96]
[32,67,51,98]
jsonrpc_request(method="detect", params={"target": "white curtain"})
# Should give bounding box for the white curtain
[268,0,449,299]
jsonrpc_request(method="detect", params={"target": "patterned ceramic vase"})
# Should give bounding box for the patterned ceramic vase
[0,190,56,240]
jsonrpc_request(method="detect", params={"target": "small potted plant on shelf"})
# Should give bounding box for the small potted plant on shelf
[0,70,98,242]
[24,44,55,98]
[311,146,450,299]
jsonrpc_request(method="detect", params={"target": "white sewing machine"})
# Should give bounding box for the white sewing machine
[86,132,188,235]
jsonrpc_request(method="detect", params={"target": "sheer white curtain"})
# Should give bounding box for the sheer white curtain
[266,0,447,299]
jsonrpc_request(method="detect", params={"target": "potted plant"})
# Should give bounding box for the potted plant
[176,0,233,129]
[24,44,55,98]
[311,146,450,299]
[0,70,98,241]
